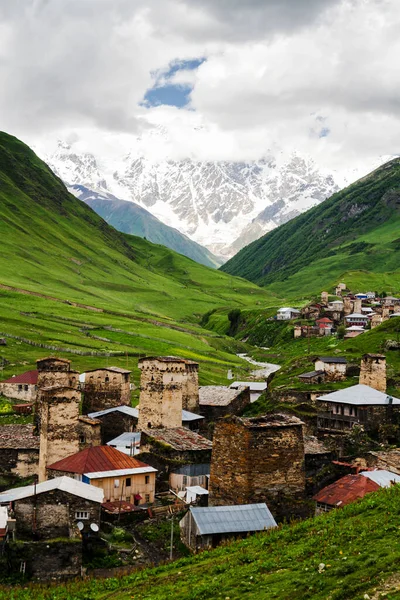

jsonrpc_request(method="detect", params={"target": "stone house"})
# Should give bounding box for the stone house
[0,425,39,478]
[0,476,103,540]
[169,463,210,493]
[139,428,212,486]
[47,445,157,505]
[199,385,250,424]
[209,414,305,519]
[316,384,400,432]
[0,370,38,403]
[88,405,139,444]
[298,370,325,385]
[137,356,200,430]
[180,503,277,552]
[314,357,347,381]
[82,367,132,413]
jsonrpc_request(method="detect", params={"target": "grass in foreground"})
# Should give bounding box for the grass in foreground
[3,485,400,599]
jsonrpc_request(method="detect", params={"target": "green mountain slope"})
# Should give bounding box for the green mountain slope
[0,132,276,385]
[70,184,222,268]
[221,158,400,297]
[4,485,400,599]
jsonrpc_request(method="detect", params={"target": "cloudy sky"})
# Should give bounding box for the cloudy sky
[0,0,399,175]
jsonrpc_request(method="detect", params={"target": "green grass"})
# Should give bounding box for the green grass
[0,132,278,387]
[3,484,400,599]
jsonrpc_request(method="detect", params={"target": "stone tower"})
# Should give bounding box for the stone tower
[321,291,329,305]
[359,354,386,392]
[36,357,79,390]
[182,360,199,413]
[82,367,131,413]
[354,299,362,314]
[343,296,353,316]
[37,386,82,482]
[138,357,186,430]
[209,414,305,519]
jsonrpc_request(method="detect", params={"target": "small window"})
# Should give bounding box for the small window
[145,494,150,503]
[182,476,187,485]
[114,479,120,488]
[75,511,89,520]
[126,478,131,487]
[18,385,22,391]
[24,385,28,391]
[79,435,86,444]
[145,475,150,484]
[126,496,130,502]
[105,376,109,383]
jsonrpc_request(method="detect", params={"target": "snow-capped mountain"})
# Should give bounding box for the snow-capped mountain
[42,141,340,259]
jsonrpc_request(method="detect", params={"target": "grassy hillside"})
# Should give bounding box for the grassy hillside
[0,132,277,385]
[3,484,400,599]
[72,184,222,268]
[221,158,400,299]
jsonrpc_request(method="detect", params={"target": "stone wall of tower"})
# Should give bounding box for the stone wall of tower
[182,362,199,412]
[321,292,329,305]
[36,358,79,390]
[82,369,131,414]
[343,297,353,316]
[137,358,185,430]
[37,387,81,482]
[359,354,386,392]
[354,299,362,314]
[209,415,305,519]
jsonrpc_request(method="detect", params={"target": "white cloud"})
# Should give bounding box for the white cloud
[0,0,399,178]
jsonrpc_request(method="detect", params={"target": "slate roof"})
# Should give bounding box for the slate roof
[0,370,38,385]
[299,370,325,378]
[360,470,400,488]
[0,425,39,450]
[47,445,151,474]
[141,427,212,451]
[317,357,347,364]
[313,474,380,507]
[172,463,210,476]
[317,384,400,406]
[0,476,104,504]
[85,366,131,374]
[199,386,248,406]
[189,503,277,535]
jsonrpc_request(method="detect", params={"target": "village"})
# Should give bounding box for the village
[1,285,400,581]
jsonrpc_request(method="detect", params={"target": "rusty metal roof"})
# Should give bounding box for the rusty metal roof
[47,445,151,474]
[0,370,38,385]
[313,474,380,507]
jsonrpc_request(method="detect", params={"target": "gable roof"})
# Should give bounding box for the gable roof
[0,476,104,504]
[313,474,379,507]
[47,445,151,474]
[0,370,38,385]
[317,356,347,364]
[317,384,400,406]
[141,427,212,451]
[188,503,277,535]
[88,405,139,419]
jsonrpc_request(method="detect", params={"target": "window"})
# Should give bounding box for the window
[182,476,187,485]
[126,478,131,487]
[18,385,22,391]
[114,479,120,488]
[105,376,109,383]
[75,511,89,520]
[126,496,130,502]
[145,475,150,484]
[145,494,150,503]
[79,435,86,444]
[24,385,28,391]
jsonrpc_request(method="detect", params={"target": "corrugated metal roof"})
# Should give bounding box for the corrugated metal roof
[190,503,277,535]
[88,406,139,419]
[0,370,38,385]
[47,445,151,474]
[230,382,267,391]
[317,384,400,406]
[107,432,141,446]
[360,470,400,488]
[182,410,204,422]
[0,476,104,504]
[186,486,209,495]
[86,466,157,479]
[313,474,380,507]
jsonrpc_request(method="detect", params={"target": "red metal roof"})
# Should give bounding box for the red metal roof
[47,445,151,474]
[1,370,38,385]
[313,474,380,507]
[316,318,333,323]
[102,501,142,514]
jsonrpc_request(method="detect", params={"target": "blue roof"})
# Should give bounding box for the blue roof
[189,503,277,535]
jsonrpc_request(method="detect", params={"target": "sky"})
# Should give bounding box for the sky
[0,0,399,176]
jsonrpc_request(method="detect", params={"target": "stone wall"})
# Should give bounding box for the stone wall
[82,368,131,413]
[359,354,386,392]
[199,386,251,424]
[13,488,101,540]
[209,414,305,519]
[0,448,39,478]
[182,362,199,413]
[38,387,81,482]
[0,383,36,402]
[6,539,82,580]
[96,412,138,444]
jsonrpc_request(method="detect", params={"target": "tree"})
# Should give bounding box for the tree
[227,308,242,336]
